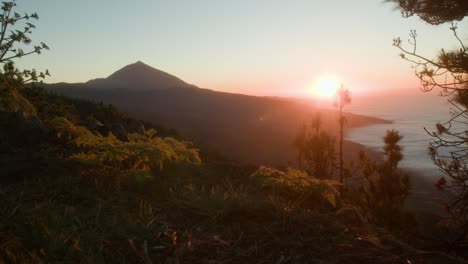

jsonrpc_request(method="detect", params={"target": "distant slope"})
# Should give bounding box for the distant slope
[44,62,390,165]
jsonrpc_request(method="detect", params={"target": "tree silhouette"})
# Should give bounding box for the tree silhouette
[387,0,468,25]
[334,85,351,184]
[0,0,49,85]
[362,130,410,228]
[293,123,307,170]
[293,114,336,180]
[388,0,468,250]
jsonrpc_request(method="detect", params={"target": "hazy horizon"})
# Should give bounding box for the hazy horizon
[15,0,467,98]
[2,1,467,261]
[44,60,429,99]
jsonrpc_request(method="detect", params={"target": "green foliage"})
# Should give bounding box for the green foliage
[383,130,404,169]
[360,130,410,228]
[0,85,430,263]
[0,1,49,84]
[0,2,437,260]
[294,114,336,179]
[0,165,393,264]
[22,86,179,138]
[250,166,341,209]
[386,0,468,25]
[0,76,191,182]
[22,87,82,124]
[0,88,36,114]
[389,0,468,252]
[49,116,104,147]
[70,128,201,188]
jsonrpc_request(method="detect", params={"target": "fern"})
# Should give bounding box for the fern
[250,166,341,209]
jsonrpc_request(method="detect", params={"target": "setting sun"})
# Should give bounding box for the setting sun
[312,75,341,99]
[2,1,464,262]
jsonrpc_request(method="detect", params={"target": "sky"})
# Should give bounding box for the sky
[14,0,468,98]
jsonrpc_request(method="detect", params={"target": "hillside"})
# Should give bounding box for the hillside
[0,78,460,263]
[1,0,466,262]
[44,61,390,165]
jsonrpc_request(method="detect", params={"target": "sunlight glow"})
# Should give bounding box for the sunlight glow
[311,74,341,99]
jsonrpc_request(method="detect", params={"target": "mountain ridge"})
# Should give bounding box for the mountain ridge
[43,61,391,165]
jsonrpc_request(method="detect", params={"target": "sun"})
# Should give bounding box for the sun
[311,75,341,99]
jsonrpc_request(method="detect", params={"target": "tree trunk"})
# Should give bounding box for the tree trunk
[339,106,344,184]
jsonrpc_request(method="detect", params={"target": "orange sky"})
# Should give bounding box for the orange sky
[16,0,465,98]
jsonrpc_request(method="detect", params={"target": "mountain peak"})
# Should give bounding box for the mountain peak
[107,61,190,90]
[133,60,147,66]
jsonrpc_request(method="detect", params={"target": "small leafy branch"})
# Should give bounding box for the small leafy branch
[0,0,49,84]
[392,24,467,95]
[388,0,468,252]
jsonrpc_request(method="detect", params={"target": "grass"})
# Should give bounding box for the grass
[0,161,437,264]
[1,87,464,263]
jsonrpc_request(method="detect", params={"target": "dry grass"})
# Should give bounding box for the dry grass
[0,162,448,264]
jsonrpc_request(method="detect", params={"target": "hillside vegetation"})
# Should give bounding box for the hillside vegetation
[44,61,390,166]
[0,1,464,261]
[0,79,462,263]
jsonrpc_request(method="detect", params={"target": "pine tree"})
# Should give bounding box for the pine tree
[362,130,410,227]
[388,0,468,248]
[334,86,351,184]
[294,114,336,180]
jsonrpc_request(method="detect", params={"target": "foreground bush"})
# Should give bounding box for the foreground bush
[249,166,342,209]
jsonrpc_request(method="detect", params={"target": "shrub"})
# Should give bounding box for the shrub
[70,128,201,190]
[249,166,341,209]
[359,130,410,228]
